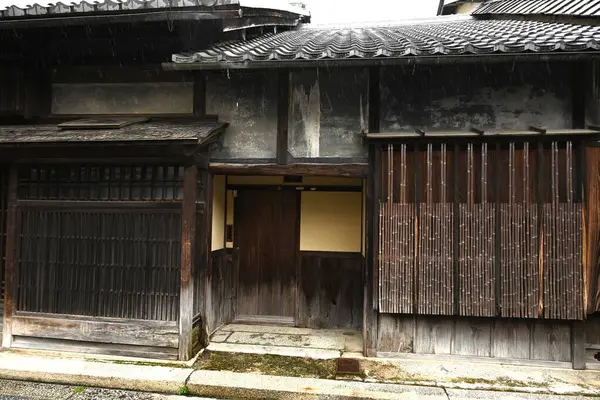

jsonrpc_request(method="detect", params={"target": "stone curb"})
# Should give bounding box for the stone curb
[0,353,193,394]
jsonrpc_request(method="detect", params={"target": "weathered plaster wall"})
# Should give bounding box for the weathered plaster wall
[207,71,277,159]
[380,62,572,132]
[51,82,193,115]
[211,175,225,251]
[289,68,368,159]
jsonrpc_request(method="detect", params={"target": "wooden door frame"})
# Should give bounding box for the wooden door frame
[232,187,301,325]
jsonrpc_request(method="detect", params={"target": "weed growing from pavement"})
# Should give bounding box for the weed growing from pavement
[72,386,86,394]
[177,385,190,395]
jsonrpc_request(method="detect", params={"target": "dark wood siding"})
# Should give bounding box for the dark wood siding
[378,314,573,363]
[234,189,297,320]
[17,204,181,321]
[205,249,234,333]
[0,166,7,324]
[298,251,363,330]
[14,164,184,322]
[378,139,583,320]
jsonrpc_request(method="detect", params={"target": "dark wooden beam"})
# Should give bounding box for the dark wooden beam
[209,163,368,178]
[364,66,380,357]
[2,165,18,348]
[193,72,206,118]
[179,165,198,360]
[276,70,290,165]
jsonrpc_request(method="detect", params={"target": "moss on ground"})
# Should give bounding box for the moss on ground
[194,351,339,379]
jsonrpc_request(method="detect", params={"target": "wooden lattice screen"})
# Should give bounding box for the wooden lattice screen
[14,165,189,322]
[378,140,583,320]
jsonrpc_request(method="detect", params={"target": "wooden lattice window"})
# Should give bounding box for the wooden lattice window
[18,165,186,201]
[378,139,583,320]
[13,164,190,322]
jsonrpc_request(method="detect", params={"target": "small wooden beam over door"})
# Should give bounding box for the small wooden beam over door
[179,164,198,360]
[209,163,368,178]
[2,166,18,348]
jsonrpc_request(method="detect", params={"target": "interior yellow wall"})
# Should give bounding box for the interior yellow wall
[211,175,226,251]
[300,191,362,252]
[226,189,234,248]
[362,179,366,256]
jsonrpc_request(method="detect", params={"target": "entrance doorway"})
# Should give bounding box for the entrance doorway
[233,189,298,324]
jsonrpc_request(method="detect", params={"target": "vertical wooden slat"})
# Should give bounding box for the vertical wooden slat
[179,164,197,360]
[2,166,18,348]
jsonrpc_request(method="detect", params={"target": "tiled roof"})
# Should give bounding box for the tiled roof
[171,18,600,65]
[0,0,306,20]
[472,0,600,16]
[0,121,228,145]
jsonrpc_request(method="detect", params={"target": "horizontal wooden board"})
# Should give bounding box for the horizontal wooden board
[11,336,178,360]
[12,313,179,348]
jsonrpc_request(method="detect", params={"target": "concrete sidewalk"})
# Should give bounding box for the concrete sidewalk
[0,350,599,399]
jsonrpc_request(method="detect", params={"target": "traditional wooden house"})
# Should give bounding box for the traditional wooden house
[0,0,308,360]
[165,0,600,369]
[3,0,600,370]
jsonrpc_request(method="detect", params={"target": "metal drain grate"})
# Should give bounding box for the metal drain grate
[336,358,360,375]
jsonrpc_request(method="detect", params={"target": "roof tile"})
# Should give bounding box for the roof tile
[172,18,600,65]
[473,0,600,16]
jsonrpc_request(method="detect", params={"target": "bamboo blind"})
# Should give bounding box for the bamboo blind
[378,140,584,320]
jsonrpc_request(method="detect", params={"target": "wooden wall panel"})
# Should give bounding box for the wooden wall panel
[491,319,531,359]
[414,316,453,354]
[11,313,178,348]
[205,249,234,334]
[584,148,600,314]
[453,318,492,357]
[298,252,363,330]
[376,313,414,353]
[376,314,573,363]
[531,321,572,362]
[17,205,181,321]
[0,166,7,325]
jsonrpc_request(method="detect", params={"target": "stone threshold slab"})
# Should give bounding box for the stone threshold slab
[206,342,341,359]
[187,370,448,400]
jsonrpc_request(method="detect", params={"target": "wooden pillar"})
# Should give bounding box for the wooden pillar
[202,171,214,342]
[193,72,206,118]
[179,164,198,360]
[572,320,586,370]
[276,70,290,165]
[363,66,380,357]
[2,166,18,348]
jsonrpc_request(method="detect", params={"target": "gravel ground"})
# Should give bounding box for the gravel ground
[0,380,216,400]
